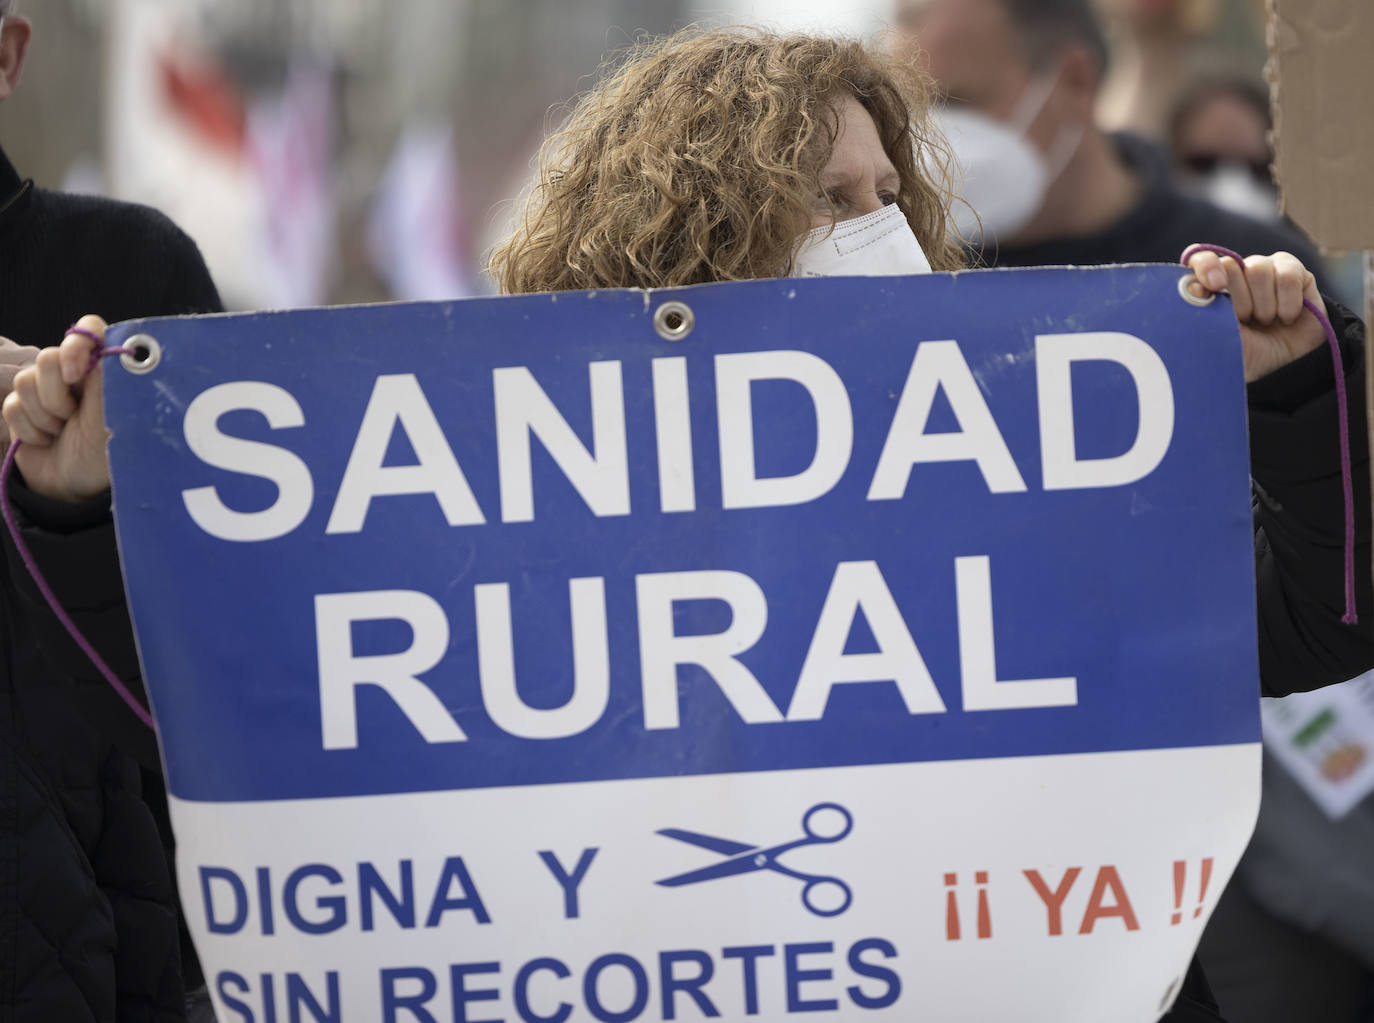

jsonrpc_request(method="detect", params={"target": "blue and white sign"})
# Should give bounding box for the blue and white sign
[105,266,1261,1023]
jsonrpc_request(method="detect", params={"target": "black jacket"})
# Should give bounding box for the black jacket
[0,145,221,1022]
[1172,304,1373,1022]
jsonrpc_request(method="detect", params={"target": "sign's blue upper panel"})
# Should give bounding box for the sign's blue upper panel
[105,267,1259,802]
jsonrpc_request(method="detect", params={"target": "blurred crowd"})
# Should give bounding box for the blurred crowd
[1,0,1361,311]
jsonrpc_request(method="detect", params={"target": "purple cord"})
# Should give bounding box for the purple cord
[1181,243,1358,626]
[0,333,155,729]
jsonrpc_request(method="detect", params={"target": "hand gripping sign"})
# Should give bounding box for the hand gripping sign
[104,266,1261,1023]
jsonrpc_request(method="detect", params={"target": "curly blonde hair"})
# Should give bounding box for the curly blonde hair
[489,28,964,293]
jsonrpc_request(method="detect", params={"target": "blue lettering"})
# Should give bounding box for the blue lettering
[425,857,491,926]
[451,962,501,1023]
[584,953,649,1023]
[847,939,900,1010]
[201,867,248,934]
[284,864,347,934]
[216,971,255,1022]
[659,949,719,1019]
[262,972,278,1023]
[722,945,774,1016]
[288,973,341,1022]
[538,848,598,919]
[514,957,571,1023]
[257,867,275,936]
[785,943,838,1013]
[361,860,416,931]
[381,967,438,1023]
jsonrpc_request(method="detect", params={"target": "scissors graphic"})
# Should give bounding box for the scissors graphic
[655,803,853,917]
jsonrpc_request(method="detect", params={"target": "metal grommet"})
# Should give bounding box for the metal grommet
[120,333,162,374]
[653,300,695,341]
[1178,273,1216,307]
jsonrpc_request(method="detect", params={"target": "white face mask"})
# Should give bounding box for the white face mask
[1190,162,1279,223]
[936,72,1084,244]
[791,204,933,278]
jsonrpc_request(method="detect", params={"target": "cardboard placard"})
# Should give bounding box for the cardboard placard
[1266,0,1374,253]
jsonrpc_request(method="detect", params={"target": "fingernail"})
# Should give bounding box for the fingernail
[1206,269,1227,290]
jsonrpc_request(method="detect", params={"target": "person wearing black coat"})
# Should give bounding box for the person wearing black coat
[0,9,223,1012]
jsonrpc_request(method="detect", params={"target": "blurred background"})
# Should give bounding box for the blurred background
[0,0,1313,311]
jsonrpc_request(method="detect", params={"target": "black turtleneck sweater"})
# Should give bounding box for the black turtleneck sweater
[0,144,221,347]
[0,144,221,1017]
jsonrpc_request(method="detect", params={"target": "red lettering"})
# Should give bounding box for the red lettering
[1023,867,1081,936]
[1078,866,1139,934]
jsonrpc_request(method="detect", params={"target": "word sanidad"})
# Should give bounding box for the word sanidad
[180,336,1175,542]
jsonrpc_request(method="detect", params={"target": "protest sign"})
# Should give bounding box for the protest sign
[104,265,1261,1022]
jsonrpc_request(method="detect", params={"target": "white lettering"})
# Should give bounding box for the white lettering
[635,570,784,729]
[868,341,1027,499]
[494,362,629,522]
[956,556,1077,711]
[1036,332,1174,490]
[475,578,610,739]
[788,560,946,719]
[652,357,696,513]
[182,381,313,541]
[716,351,853,509]
[315,590,466,749]
[326,374,485,534]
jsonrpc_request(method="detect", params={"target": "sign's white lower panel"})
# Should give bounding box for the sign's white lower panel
[176,742,1260,1023]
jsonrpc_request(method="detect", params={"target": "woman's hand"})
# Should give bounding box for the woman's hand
[1,314,112,502]
[0,335,41,449]
[1184,249,1326,383]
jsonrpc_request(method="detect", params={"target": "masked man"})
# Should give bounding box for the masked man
[895,0,1322,276]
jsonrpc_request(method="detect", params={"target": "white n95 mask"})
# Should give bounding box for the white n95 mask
[1192,162,1280,223]
[937,106,1048,242]
[791,204,933,278]
[936,71,1084,244]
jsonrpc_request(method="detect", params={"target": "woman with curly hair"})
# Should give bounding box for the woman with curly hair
[489,28,964,292]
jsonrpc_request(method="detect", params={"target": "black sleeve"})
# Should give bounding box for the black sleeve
[1160,958,1229,1022]
[0,477,159,770]
[156,225,224,317]
[1250,301,1374,696]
